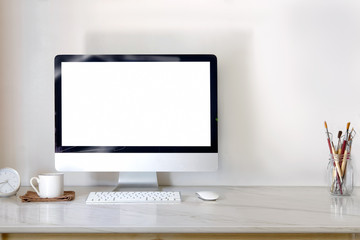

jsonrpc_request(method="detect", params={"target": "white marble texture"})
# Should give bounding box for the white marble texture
[1,186,360,233]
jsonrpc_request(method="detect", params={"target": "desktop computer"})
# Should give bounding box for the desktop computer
[54,54,218,199]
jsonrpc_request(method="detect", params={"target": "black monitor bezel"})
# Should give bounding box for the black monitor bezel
[55,54,217,153]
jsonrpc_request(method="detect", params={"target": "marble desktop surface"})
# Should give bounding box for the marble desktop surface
[1,186,360,233]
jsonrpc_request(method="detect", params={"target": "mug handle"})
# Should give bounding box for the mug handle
[30,177,41,196]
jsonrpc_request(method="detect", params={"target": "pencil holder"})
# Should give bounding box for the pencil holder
[327,154,353,196]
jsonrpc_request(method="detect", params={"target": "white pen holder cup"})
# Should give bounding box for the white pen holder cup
[30,173,64,198]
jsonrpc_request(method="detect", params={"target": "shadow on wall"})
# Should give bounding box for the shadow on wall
[79,29,258,185]
[0,2,8,166]
[0,3,4,152]
[0,1,24,169]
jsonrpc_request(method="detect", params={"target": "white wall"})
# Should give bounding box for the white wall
[1,0,360,186]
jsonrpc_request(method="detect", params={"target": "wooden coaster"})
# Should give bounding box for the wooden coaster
[20,191,75,202]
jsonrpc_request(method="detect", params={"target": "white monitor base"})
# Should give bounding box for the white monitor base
[113,172,159,191]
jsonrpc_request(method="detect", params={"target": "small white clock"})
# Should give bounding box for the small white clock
[0,168,21,197]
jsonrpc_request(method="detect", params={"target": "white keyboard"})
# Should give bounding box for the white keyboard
[86,191,181,204]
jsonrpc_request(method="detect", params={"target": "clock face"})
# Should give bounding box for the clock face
[0,168,21,197]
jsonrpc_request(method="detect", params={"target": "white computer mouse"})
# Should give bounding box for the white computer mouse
[196,191,219,201]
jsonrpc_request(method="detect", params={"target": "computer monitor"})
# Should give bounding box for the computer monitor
[55,55,218,189]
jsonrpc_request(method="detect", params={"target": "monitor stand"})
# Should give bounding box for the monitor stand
[113,172,159,191]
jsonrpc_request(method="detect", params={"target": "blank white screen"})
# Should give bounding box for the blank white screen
[61,62,211,146]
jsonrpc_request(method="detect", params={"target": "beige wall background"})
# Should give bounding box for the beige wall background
[1,0,360,186]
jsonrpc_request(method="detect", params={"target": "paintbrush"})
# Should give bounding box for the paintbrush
[325,122,343,183]
[336,131,342,154]
[325,121,342,193]
[341,122,351,154]
[341,141,350,177]
[342,127,355,176]
[348,128,356,154]
[324,121,333,155]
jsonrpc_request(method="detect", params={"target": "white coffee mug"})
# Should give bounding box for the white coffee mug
[30,173,64,198]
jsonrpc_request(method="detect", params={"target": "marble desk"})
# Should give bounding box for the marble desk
[1,186,360,239]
